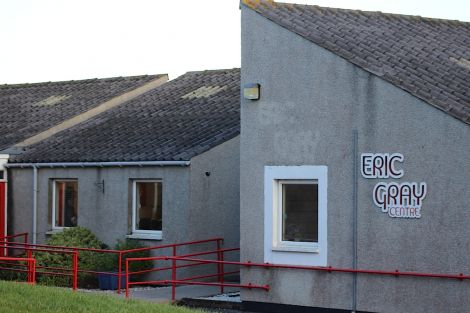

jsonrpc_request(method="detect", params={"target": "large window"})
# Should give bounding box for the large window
[264,166,327,266]
[132,180,162,239]
[52,180,78,229]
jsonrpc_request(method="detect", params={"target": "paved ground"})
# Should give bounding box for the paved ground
[127,285,240,303]
[80,285,250,311]
[80,285,240,303]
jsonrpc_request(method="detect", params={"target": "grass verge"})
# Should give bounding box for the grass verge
[0,280,204,313]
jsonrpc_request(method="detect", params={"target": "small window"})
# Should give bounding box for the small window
[265,166,327,266]
[279,180,318,243]
[132,180,162,238]
[0,170,4,180]
[52,180,78,229]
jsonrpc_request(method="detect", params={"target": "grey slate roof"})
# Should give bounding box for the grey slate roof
[11,69,240,163]
[242,0,470,124]
[0,75,163,151]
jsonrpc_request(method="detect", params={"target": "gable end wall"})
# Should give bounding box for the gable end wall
[241,7,470,313]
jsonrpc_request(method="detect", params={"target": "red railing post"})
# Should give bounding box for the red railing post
[22,233,28,257]
[23,257,34,284]
[220,249,225,294]
[125,259,130,299]
[27,258,37,284]
[72,250,78,291]
[4,236,7,257]
[31,259,36,284]
[217,239,224,294]
[117,251,123,294]
[26,246,33,277]
[172,246,177,302]
[27,258,32,283]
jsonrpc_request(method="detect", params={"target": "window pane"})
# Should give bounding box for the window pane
[136,182,162,231]
[282,183,318,242]
[55,181,78,227]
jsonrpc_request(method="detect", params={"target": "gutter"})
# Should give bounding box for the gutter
[4,161,191,169]
[5,160,190,244]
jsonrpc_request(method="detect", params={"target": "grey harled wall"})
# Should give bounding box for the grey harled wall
[189,136,240,278]
[10,166,190,246]
[189,136,240,250]
[241,7,470,313]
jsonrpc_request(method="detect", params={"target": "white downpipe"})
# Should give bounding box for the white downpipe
[0,154,9,240]
[32,166,38,244]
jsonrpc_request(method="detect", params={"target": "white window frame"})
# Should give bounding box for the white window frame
[130,179,163,240]
[264,166,327,266]
[51,179,78,230]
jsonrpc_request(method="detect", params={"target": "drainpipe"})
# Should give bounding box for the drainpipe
[0,155,9,240]
[32,166,38,244]
[352,130,358,313]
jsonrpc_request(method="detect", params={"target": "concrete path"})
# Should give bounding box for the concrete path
[123,285,240,303]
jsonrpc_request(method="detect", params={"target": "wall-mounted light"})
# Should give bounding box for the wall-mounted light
[243,83,260,100]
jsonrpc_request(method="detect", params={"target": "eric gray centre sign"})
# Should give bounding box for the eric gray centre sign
[361,153,427,219]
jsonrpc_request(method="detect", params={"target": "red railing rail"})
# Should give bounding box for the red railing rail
[0,232,29,242]
[118,237,224,294]
[2,244,79,289]
[125,247,243,300]
[126,249,470,302]
[168,256,470,280]
[0,256,36,284]
[0,232,28,257]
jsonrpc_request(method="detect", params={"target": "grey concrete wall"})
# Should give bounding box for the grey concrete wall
[10,166,189,246]
[8,169,33,237]
[241,7,470,313]
[189,136,240,249]
[189,136,240,279]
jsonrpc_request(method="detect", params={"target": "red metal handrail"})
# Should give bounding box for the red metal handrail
[0,232,28,242]
[150,256,469,280]
[3,245,78,289]
[0,234,224,294]
[0,237,224,255]
[115,237,224,293]
[0,232,28,257]
[125,249,470,302]
[168,256,470,280]
[121,238,224,255]
[0,257,36,284]
[125,247,242,300]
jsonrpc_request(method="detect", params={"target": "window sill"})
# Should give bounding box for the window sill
[272,244,319,253]
[126,233,162,241]
[46,228,66,235]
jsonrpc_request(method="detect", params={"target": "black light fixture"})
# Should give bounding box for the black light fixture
[243,83,260,100]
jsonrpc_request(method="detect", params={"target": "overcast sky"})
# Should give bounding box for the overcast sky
[0,0,468,84]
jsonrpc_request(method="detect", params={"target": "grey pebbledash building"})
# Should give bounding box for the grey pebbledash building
[240,1,469,313]
[1,69,240,255]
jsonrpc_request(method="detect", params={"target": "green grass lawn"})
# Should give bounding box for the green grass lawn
[0,280,205,313]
